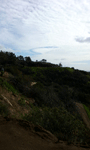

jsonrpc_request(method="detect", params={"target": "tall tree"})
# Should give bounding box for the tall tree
[25,56,31,66]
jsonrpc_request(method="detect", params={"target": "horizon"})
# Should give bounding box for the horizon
[0,0,90,71]
[1,50,90,72]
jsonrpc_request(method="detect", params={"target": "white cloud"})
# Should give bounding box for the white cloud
[0,45,14,53]
[0,0,90,70]
[75,36,90,43]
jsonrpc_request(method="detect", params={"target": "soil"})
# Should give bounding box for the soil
[75,102,90,129]
[0,116,90,150]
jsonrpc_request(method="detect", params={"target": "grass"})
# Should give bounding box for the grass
[3,81,17,94]
[65,67,74,73]
[28,67,74,74]
[83,104,90,119]
[0,77,18,95]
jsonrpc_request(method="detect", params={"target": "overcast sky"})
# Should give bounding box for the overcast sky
[0,0,90,71]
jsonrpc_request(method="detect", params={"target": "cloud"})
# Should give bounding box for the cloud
[0,0,90,70]
[75,37,90,43]
[72,60,90,64]
[0,45,14,53]
[29,46,59,54]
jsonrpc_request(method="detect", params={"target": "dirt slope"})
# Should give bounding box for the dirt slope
[75,102,90,129]
[0,116,90,150]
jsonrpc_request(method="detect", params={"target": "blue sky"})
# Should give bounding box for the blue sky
[0,0,90,71]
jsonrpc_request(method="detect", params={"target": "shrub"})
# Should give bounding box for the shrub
[0,71,4,77]
[18,97,26,106]
[3,81,17,94]
[0,102,9,117]
[22,106,87,144]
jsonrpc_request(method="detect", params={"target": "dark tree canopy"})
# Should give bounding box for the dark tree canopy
[0,50,60,68]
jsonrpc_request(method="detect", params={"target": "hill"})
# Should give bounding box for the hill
[0,51,90,149]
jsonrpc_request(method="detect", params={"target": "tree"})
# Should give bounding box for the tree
[17,55,24,66]
[25,56,32,66]
[17,55,24,61]
[59,63,62,67]
[7,52,16,64]
[25,56,31,62]
[41,59,47,62]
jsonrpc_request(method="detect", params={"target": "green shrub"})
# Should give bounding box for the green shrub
[0,77,17,94]
[18,97,26,106]
[3,81,17,94]
[0,102,9,117]
[22,106,87,144]
[0,71,4,76]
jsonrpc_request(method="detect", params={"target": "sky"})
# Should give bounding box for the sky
[0,0,90,71]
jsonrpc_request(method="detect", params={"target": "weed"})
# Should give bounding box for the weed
[4,81,17,94]
[29,102,34,108]
[0,71,4,77]
[0,102,9,117]
[18,97,26,106]
[0,77,17,94]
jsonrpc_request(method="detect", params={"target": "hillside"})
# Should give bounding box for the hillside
[1,116,90,150]
[0,51,90,149]
[0,72,90,150]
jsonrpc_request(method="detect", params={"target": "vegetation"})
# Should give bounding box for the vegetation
[0,50,90,145]
[83,104,90,119]
[18,97,26,106]
[0,77,18,94]
[23,105,88,144]
[0,101,10,117]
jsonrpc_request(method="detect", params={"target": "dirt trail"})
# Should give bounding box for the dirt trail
[0,116,90,150]
[75,102,90,129]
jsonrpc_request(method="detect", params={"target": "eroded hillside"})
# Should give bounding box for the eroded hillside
[0,52,90,148]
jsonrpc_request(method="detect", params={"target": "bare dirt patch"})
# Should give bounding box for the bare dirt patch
[31,82,37,86]
[0,87,32,118]
[75,102,90,129]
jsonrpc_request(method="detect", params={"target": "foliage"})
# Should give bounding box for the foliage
[18,97,26,106]
[22,105,87,144]
[0,77,18,94]
[0,102,10,117]
[83,104,90,119]
[0,50,90,145]
[4,81,17,94]
[0,71,4,77]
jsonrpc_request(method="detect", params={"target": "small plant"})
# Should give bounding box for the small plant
[3,81,17,94]
[0,78,18,94]
[0,102,9,117]
[0,71,4,77]
[18,97,26,106]
[29,102,34,108]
